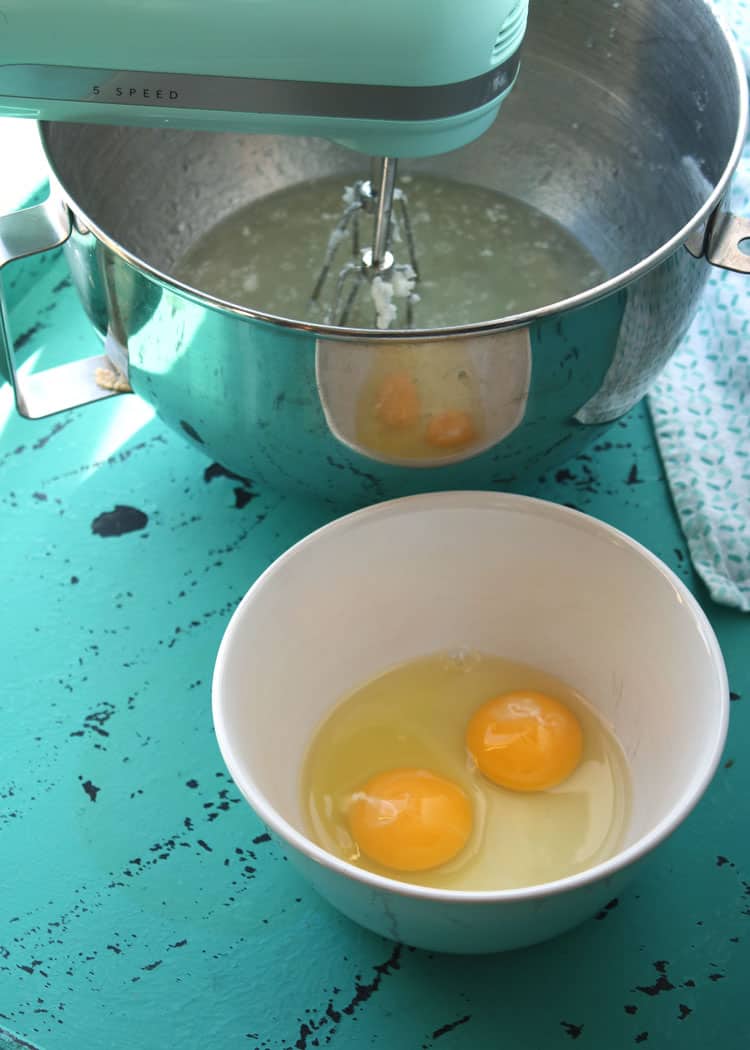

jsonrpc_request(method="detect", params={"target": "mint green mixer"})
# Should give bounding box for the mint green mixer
[0,0,528,320]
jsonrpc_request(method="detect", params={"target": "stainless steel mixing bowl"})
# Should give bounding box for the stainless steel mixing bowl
[2,0,750,504]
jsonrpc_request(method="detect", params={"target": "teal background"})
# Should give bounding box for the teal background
[1,234,748,1049]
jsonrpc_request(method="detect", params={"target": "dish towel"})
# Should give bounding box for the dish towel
[648,0,750,613]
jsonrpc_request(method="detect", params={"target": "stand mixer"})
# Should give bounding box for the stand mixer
[0,0,529,326]
[1,0,748,506]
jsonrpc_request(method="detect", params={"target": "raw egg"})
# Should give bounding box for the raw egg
[466,690,583,792]
[425,409,476,449]
[303,652,630,891]
[348,767,472,872]
[375,370,421,428]
[355,343,484,462]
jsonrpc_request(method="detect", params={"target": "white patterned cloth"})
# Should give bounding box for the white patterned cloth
[648,0,750,612]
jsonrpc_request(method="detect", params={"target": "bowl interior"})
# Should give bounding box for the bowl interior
[213,493,727,884]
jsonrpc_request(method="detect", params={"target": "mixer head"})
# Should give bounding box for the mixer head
[0,0,527,156]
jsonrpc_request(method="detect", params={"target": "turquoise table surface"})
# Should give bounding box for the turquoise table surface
[1,134,750,1050]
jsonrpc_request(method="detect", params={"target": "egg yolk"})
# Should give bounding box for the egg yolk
[375,371,421,428]
[466,691,583,792]
[425,410,476,449]
[348,768,472,872]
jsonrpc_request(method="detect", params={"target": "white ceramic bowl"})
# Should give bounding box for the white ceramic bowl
[212,492,728,954]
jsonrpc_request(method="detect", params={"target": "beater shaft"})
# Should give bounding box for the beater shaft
[371,156,398,270]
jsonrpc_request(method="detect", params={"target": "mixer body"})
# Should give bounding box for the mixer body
[0,0,527,156]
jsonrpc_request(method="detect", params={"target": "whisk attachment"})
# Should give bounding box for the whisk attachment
[311,156,420,328]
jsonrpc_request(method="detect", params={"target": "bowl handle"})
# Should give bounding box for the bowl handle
[0,196,130,419]
[703,210,750,274]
